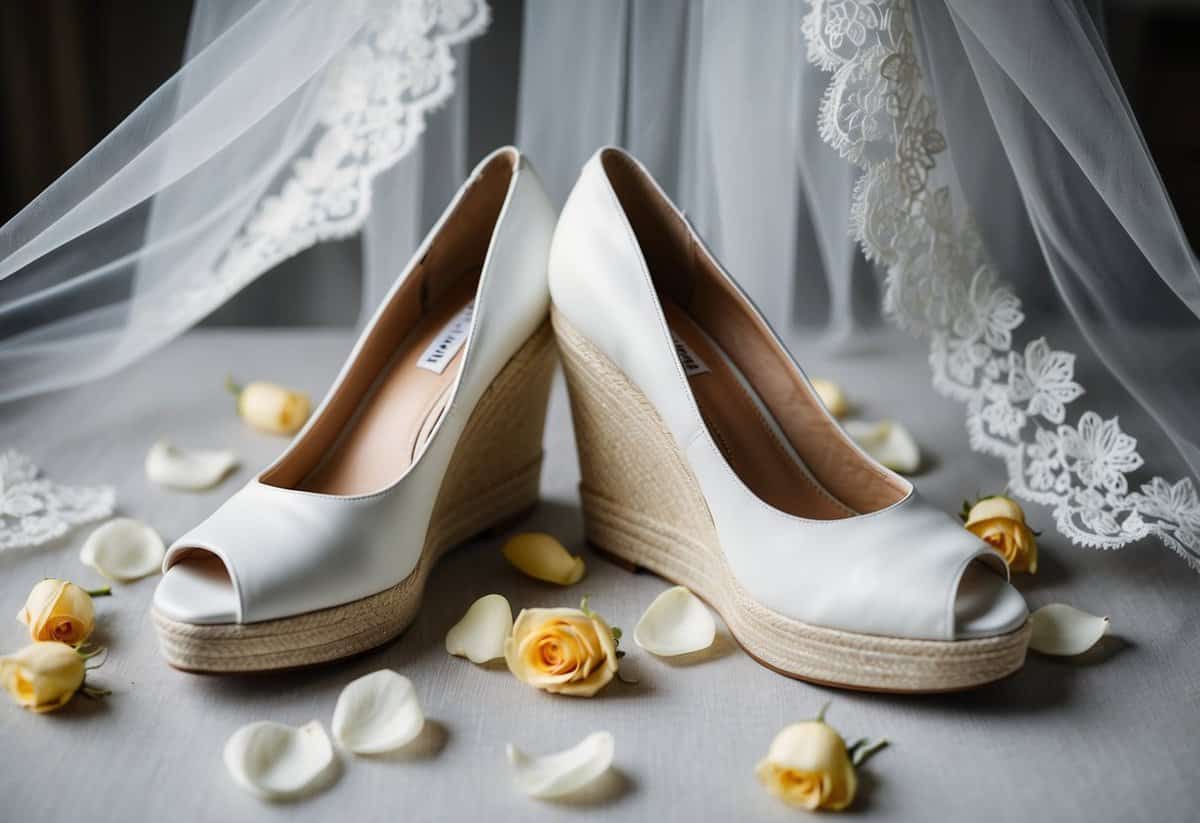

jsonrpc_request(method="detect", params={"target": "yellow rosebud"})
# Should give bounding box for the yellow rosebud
[16,579,96,645]
[0,642,86,713]
[810,377,849,418]
[965,496,1038,573]
[504,607,618,697]
[756,720,858,811]
[230,378,311,436]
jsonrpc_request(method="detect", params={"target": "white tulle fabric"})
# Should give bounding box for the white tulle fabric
[518,0,1200,568]
[800,0,1200,566]
[0,0,488,401]
[2,0,1198,566]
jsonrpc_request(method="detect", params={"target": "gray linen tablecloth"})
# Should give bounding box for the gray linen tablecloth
[1,326,1196,822]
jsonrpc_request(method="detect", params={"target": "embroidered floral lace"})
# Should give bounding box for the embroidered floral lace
[0,450,114,551]
[802,0,1200,567]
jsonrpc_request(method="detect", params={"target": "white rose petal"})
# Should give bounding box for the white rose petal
[80,518,165,582]
[844,420,921,474]
[445,594,513,663]
[331,670,424,754]
[223,720,334,801]
[634,586,716,656]
[1029,603,1110,656]
[145,439,239,491]
[507,731,615,800]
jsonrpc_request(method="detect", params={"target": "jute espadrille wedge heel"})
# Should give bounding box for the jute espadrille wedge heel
[554,309,1029,693]
[547,147,1031,693]
[152,147,560,673]
[153,321,557,672]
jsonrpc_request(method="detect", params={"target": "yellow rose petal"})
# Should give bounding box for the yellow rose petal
[966,495,1027,525]
[502,533,586,586]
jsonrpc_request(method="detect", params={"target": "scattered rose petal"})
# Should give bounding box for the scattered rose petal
[80,518,165,582]
[145,439,239,491]
[223,720,334,801]
[507,731,614,800]
[446,594,512,663]
[502,533,586,585]
[844,420,920,473]
[811,378,849,417]
[1029,604,1110,656]
[634,586,715,656]
[331,670,424,754]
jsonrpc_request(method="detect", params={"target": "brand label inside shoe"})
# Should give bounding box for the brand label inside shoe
[417,301,475,373]
[671,331,710,377]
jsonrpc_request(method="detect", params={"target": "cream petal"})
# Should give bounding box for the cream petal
[446,594,512,663]
[634,586,715,656]
[79,518,165,582]
[502,533,586,585]
[506,731,615,800]
[145,439,239,491]
[844,420,921,474]
[1029,604,1110,656]
[331,670,424,755]
[223,720,334,801]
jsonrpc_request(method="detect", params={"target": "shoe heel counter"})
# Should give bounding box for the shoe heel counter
[547,153,643,340]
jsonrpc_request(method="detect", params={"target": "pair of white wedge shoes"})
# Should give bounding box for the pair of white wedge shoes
[152,147,1031,693]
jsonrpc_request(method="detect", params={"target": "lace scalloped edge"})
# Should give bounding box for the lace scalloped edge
[189,0,492,310]
[802,0,1200,570]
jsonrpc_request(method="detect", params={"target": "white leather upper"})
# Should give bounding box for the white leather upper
[548,148,1025,642]
[156,148,555,625]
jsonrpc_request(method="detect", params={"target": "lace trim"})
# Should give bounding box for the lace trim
[803,0,1200,568]
[166,0,490,319]
[0,450,115,551]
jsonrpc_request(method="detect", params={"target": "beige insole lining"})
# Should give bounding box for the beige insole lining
[299,276,478,496]
[662,301,855,521]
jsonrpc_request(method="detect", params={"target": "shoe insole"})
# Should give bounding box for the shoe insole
[662,301,855,520]
[299,277,478,496]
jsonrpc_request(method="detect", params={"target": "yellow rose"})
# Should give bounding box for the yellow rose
[504,607,618,697]
[756,720,858,811]
[0,642,86,713]
[16,579,97,645]
[965,496,1038,573]
[228,378,311,436]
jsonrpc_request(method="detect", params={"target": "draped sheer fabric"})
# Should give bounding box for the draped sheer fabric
[0,0,488,399]
[1,0,1198,564]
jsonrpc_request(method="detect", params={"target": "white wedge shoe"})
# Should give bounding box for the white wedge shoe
[549,148,1031,692]
[152,148,557,672]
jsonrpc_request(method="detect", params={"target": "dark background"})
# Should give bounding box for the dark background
[1,1,1196,322]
